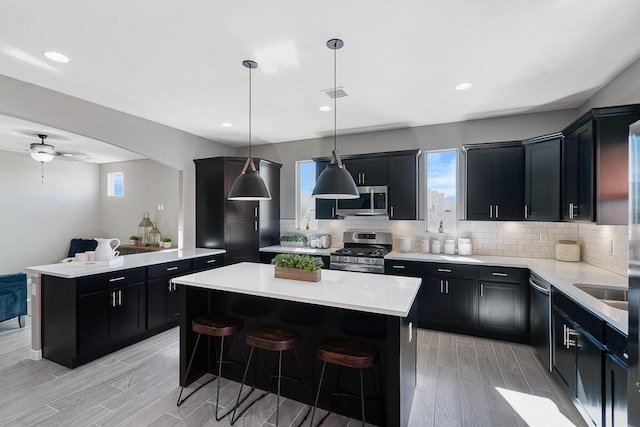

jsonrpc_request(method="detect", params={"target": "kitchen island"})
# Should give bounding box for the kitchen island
[172,262,421,427]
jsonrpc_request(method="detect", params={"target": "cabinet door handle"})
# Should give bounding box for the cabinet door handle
[168,280,172,291]
[109,276,125,282]
[254,221,258,231]
[524,205,528,219]
[437,268,451,273]
[331,207,335,218]
[445,280,449,294]
[495,205,499,219]
[254,207,258,217]
[206,259,217,264]
[392,265,405,269]
[569,203,574,219]
[491,272,508,277]
[440,279,444,293]
[390,206,394,218]
[362,173,365,184]
[563,324,567,347]
[480,283,484,297]
[111,291,116,307]
[566,327,578,348]
[624,352,629,360]
[173,283,177,291]
[166,266,178,271]
[489,205,493,219]
[117,290,122,306]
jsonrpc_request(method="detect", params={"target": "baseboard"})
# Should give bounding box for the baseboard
[30,349,42,360]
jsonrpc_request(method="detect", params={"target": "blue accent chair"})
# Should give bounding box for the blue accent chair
[0,273,28,327]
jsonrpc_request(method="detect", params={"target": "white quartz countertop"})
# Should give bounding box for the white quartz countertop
[259,245,338,256]
[25,248,226,279]
[386,251,628,334]
[172,262,421,317]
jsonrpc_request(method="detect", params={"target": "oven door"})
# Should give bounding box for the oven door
[336,186,388,216]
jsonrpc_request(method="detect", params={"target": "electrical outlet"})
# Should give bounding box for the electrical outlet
[609,239,614,255]
[157,204,164,211]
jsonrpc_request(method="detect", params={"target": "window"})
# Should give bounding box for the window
[107,172,124,197]
[296,160,318,229]
[426,150,457,232]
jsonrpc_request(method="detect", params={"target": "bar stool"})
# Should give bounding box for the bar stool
[231,323,311,426]
[310,337,382,427]
[177,314,244,421]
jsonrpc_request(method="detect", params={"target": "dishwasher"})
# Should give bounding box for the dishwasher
[529,273,551,371]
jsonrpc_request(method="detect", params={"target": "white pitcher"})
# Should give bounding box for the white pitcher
[94,238,121,261]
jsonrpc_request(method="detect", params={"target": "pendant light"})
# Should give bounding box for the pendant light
[228,60,272,201]
[312,39,358,199]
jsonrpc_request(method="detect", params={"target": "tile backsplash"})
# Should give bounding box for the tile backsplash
[280,218,629,277]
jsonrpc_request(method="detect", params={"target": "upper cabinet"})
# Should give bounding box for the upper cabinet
[314,150,420,220]
[194,156,281,264]
[523,134,562,221]
[562,104,640,224]
[465,142,524,221]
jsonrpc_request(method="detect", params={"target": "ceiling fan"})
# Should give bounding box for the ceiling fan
[29,134,86,162]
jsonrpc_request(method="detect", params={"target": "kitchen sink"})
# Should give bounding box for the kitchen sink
[573,283,628,311]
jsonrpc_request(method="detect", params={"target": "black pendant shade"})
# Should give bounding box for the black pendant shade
[228,159,272,200]
[228,60,271,201]
[311,38,358,200]
[312,150,358,199]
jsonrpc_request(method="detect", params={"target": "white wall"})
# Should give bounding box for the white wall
[0,151,102,274]
[0,75,235,251]
[579,57,640,113]
[100,160,179,244]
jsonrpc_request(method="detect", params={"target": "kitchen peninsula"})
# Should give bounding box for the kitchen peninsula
[172,262,421,427]
[25,248,225,367]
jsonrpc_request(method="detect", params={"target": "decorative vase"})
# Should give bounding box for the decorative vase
[274,267,321,282]
[162,242,172,248]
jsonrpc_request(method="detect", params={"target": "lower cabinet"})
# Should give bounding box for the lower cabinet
[605,354,627,427]
[385,260,528,341]
[147,259,192,331]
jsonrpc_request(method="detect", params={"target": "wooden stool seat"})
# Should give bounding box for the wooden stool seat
[317,337,378,369]
[192,314,243,337]
[245,323,301,351]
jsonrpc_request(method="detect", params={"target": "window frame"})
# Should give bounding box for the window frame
[295,159,317,230]
[425,148,459,232]
[107,171,124,197]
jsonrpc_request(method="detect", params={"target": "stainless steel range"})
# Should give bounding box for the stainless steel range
[330,231,393,274]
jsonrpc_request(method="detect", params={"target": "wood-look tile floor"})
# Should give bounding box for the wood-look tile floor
[0,317,587,427]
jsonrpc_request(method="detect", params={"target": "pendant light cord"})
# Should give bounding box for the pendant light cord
[333,43,337,152]
[249,65,252,160]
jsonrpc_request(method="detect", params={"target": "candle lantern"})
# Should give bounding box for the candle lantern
[149,223,162,246]
[138,212,154,245]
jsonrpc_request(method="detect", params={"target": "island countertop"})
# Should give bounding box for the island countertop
[25,248,225,279]
[172,262,421,317]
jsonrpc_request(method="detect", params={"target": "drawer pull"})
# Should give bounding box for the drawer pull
[166,266,179,271]
[437,268,451,273]
[109,276,126,282]
[491,272,508,277]
[392,265,406,269]
[624,352,629,360]
[206,259,217,264]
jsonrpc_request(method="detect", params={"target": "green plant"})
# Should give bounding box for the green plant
[271,253,324,272]
[162,237,172,242]
[129,235,139,240]
[279,235,308,243]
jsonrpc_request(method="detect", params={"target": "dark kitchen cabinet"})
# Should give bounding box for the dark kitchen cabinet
[478,266,529,342]
[147,259,192,331]
[523,134,562,221]
[387,152,420,220]
[552,289,605,427]
[343,157,387,186]
[194,157,281,263]
[465,143,524,220]
[562,121,594,222]
[605,353,627,427]
[315,160,337,219]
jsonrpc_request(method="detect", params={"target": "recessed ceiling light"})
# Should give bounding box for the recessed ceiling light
[318,106,332,112]
[221,122,233,128]
[455,82,473,91]
[43,51,70,63]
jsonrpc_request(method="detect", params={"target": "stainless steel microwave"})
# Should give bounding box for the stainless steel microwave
[336,186,388,216]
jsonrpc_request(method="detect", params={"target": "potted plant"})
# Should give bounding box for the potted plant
[279,235,308,247]
[128,235,139,245]
[162,237,172,248]
[272,253,324,282]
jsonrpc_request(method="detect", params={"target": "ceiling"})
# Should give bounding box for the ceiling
[1,0,640,161]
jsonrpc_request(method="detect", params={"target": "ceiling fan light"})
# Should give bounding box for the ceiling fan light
[30,151,55,162]
[228,169,272,200]
[30,139,56,162]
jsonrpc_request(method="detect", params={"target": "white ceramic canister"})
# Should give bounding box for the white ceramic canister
[458,238,473,256]
[444,239,456,255]
[399,238,411,253]
[431,239,441,254]
[420,239,430,253]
